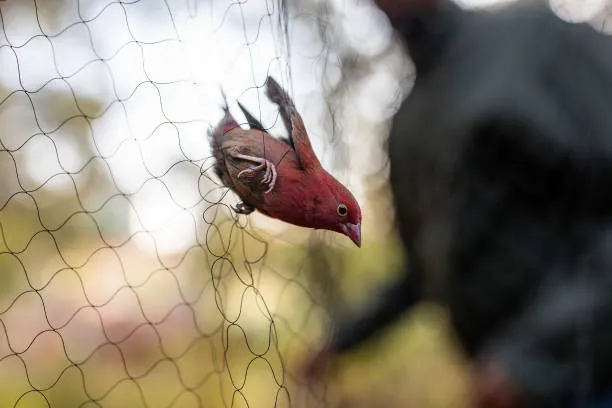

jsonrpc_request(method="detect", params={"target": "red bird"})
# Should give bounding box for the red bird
[210,76,362,247]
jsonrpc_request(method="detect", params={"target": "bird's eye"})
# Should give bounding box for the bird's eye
[337,203,348,217]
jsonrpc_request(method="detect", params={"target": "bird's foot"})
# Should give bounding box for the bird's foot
[232,202,255,215]
[232,152,277,194]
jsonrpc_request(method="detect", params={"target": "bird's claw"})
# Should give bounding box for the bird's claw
[232,202,255,215]
[232,151,277,194]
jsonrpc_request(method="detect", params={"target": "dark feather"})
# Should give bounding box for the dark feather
[237,101,265,131]
[266,76,297,150]
[278,136,293,147]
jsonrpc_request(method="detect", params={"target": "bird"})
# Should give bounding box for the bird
[209,76,362,247]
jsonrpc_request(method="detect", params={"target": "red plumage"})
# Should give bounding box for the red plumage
[210,76,362,247]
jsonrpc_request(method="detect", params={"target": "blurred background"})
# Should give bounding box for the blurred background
[0,0,609,407]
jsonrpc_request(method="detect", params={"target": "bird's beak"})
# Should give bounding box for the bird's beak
[342,222,361,248]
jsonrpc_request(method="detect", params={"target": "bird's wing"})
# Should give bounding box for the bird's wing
[265,76,321,171]
[219,127,297,200]
[237,101,265,131]
[237,100,295,147]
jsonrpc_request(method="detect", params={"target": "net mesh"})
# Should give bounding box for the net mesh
[0,0,608,407]
[0,1,337,406]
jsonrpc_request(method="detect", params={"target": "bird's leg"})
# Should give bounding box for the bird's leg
[232,202,255,215]
[231,152,277,194]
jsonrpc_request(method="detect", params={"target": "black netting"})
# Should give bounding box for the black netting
[0,0,608,407]
[0,1,338,406]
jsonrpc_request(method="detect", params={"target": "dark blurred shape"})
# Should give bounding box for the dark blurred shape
[305,0,612,407]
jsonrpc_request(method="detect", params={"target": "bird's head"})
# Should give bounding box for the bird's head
[315,175,362,247]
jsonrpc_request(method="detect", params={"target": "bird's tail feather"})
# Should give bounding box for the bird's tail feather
[220,88,229,113]
[210,87,239,146]
[208,87,237,188]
